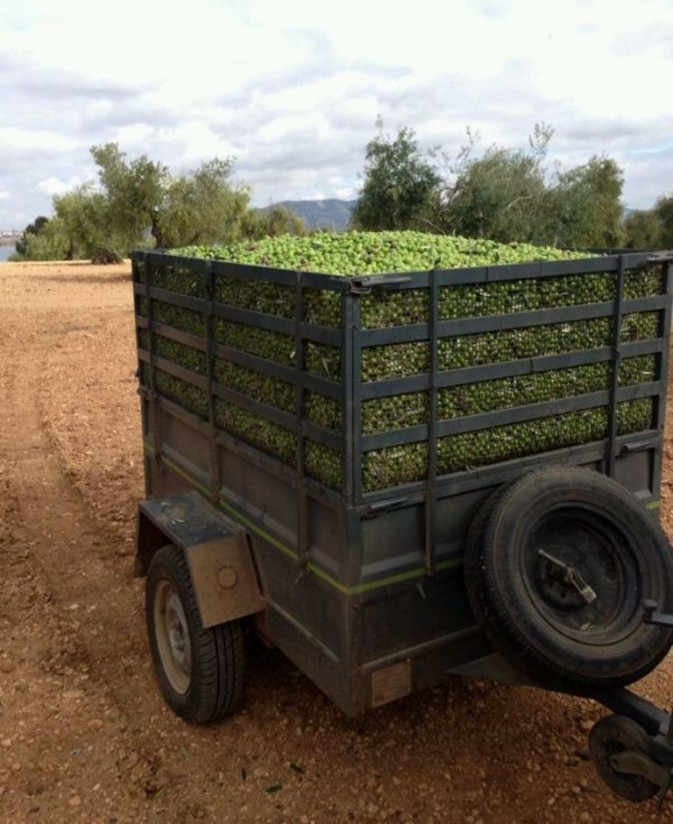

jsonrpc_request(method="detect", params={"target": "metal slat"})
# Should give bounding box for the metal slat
[357,294,666,347]
[424,271,439,575]
[360,383,661,452]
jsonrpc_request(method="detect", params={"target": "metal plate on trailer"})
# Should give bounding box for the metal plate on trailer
[371,660,412,707]
[185,535,265,629]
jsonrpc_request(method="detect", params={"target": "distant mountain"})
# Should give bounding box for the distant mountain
[267,199,356,231]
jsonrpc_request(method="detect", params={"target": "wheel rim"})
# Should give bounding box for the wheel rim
[521,506,642,645]
[153,579,192,695]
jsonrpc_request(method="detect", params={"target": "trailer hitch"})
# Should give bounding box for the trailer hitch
[589,702,673,805]
[583,602,673,805]
[640,599,673,804]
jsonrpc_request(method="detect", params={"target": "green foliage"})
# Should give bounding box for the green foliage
[178,230,582,276]
[19,144,306,264]
[157,158,251,247]
[151,231,664,492]
[655,195,673,248]
[242,205,306,239]
[214,399,297,466]
[91,143,167,250]
[20,217,70,261]
[351,121,440,231]
[353,121,628,249]
[547,156,624,248]
[623,209,663,249]
[441,125,552,243]
[15,215,50,257]
[622,194,673,250]
[363,399,654,490]
[54,187,128,263]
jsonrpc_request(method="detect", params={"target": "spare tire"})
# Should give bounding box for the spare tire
[464,467,673,689]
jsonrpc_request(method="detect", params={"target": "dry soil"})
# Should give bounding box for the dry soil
[2,261,673,824]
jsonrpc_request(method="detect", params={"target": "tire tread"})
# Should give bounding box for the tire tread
[146,544,245,724]
[464,467,673,689]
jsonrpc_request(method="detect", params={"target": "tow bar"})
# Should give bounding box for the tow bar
[586,601,673,804]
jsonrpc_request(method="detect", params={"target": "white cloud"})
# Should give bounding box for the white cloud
[0,127,80,153]
[0,190,9,201]
[36,176,84,197]
[1,0,673,226]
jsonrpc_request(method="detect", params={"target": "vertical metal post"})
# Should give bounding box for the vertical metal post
[425,271,439,576]
[344,285,364,675]
[144,253,163,472]
[606,255,626,478]
[656,261,673,431]
[204,261,220,506]
[295,271,309,568]
[351,290,364,507]
[133,254,153,497]
[652,260,673,502]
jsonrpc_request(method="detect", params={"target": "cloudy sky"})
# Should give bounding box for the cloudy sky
[1,0,672,230]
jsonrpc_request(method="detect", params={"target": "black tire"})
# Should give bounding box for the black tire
[146,544,245,724]
[589,715,660,802]
[464,484,510,634]
[464,467,673,688]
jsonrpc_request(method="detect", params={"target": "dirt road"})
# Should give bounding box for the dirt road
[1,261,672,823]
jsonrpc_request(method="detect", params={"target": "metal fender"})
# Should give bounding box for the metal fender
[136,491,265,628]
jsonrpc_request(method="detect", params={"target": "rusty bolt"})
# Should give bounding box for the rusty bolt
[218,566,238,589]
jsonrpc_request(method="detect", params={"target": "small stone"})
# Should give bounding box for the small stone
[579,720,594,732]
[1,739,11,748]
[579,813,592,823]
[367,802,379,816]
[68,795,82,808]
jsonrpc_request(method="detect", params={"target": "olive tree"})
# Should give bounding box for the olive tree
[351,121,441,231]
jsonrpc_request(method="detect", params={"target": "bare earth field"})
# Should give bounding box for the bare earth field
[2,260,673,824]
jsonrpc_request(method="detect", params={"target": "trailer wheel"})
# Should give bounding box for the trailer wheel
[464,467,673,688]
[146,544,245,724]
[589,715,660,802]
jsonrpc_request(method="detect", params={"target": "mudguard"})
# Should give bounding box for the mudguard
[136,491,265,628]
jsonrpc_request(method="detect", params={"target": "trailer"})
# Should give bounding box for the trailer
[132,244,673,803]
